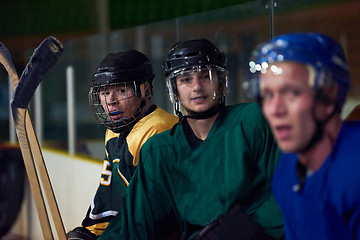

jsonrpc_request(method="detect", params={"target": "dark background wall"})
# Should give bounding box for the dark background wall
[0,0,342,63]
[0,0,250,60]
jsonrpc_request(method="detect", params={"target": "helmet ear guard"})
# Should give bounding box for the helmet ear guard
[165,77,179,104]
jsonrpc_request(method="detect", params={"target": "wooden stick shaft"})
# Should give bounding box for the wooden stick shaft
[14,109,53,240]
[26,114,66,239]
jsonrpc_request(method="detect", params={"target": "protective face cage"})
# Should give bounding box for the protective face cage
[166,65,229,104]
[88,81,146,132]
[243,33,350,112]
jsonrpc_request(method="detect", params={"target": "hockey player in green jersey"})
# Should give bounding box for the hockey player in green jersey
[66,50,178,239]
[99,39,284,240]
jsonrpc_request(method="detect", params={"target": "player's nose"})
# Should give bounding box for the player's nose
[106,91,118,104]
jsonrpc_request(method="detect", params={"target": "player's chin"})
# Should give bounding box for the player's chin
[277,140,299,153]
[197,102,218,112]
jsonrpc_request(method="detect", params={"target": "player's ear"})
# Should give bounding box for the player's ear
[318,86,336,105]
[315,86,338,120]
[325,102,336,117]
[321,85,338,115]
[140,83,151,98]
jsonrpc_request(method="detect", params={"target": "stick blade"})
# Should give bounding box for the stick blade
[12,36,63,109]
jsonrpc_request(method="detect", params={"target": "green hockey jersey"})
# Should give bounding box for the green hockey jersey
[99,102,284,239]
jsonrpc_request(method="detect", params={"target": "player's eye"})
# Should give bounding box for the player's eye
[261,90,273,101]
[201,73,210,80]
[100,91,110,96]
[178,75,193,84]
[116,88,127,94]
[182,77,191,83]
[283,88,301,99]
[288,89,301,96]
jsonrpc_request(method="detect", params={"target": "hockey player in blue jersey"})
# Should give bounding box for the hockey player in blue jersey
[248,32,360,239]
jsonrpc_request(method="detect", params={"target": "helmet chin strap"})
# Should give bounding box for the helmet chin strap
[298,91,337,153]
[184,102,225,120]
[170,97,225,136]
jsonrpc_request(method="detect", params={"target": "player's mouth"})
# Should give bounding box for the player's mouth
[191,95,207,104]
[274,124,292,141]
[110,110,124,121]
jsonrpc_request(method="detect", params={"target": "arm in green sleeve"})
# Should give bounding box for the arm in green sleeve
[248,108,284,239]
[99,149,178,240]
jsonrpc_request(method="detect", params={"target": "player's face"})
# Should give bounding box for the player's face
[176,68,221,115]
[260,62,316,153]
[99,84,141,121]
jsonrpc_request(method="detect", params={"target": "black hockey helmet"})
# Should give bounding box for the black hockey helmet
[89,50,155,132]
[91,50,154,91]
[163,39,226,77]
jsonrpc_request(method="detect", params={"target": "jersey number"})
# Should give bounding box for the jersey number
[100,160,112,186]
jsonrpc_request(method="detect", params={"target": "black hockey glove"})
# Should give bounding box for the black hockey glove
[196,204,276,240]
[66,226,98,240]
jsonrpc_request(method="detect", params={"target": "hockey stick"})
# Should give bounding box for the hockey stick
[11,37,66,240]
[0,42,53,239]
[4,37,66,240]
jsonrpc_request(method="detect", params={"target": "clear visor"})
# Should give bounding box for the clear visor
[243,61,322,100]
[166,65,229,103]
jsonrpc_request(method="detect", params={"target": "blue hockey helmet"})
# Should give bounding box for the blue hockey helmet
[248,33,350,112]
